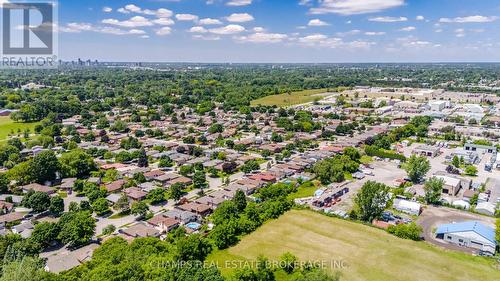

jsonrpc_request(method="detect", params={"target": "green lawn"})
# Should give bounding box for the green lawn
[250,89,329,107]
[287,181,319,200]
[0,116,40,141]
[207,210,500,281]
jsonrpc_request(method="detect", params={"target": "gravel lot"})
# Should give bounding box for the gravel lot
[417,205,496,253]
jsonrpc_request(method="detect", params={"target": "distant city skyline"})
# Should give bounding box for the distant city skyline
[51,0,500,62]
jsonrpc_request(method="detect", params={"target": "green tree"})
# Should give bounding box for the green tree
[92,197,110,216]
[114,193,130,212]
[147,188,166,204]
[49,196,64,217]
[102,224,116,236]
[169,183,184,201]
[354,181,389,222]
[404,154,430,183]
[451,155,460,168]
[137,149,148,168]
[30,222,59,249]
[424,177,444,204]
[59,149,97,178]
[175,234,212,261]
[233,190,247,212]
[344,147,361,162]
[58,211,96,248]
[193,170,208,189]
[22,191,50,213]
[31,150,59,184]
[0,173,9,194]
[0,256,55,281]
[465,165,478,176]
[130,201,149,218]
[280,252,298,274]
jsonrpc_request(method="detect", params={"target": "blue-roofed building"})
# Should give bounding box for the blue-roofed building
[435,221,497,256]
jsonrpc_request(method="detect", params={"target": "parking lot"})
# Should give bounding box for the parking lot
[329,160,407,212]
[417,205,496,253]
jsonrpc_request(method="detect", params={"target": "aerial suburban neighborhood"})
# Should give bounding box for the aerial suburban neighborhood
[0,0,499,281]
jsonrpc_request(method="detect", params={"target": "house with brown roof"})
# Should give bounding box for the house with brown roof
[176,202,212,217]
[20,183,55,194]
[147,214,180,233]
[120,222,160,238]
[123,187,147,201]
[104,179,127,193]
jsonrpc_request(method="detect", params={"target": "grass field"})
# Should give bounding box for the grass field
[287,181,320,200]
[0,116,40,141]
[207,210,500,281]
[250,89,329,107]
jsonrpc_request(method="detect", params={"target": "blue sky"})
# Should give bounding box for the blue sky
[52,0,500,62]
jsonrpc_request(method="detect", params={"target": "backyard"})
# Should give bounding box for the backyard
[207,209,500,281]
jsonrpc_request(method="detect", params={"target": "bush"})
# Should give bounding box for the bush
[387,222,422,241]
[364,145,406,161]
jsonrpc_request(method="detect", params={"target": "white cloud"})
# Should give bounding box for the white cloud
[253,27,265,32]
[209,24,246,34]
[124,4,141,13]
[308,19,330,26]
[226,13,254,23]
[199,18,223,25]
[299,0,313,6]
[397,36,432,47]
[297,33,374,49]
[193,34,221,41]
[399,26,416,32]
[102,16,153,28]
[59,22,93,33]
[153,18,175,26]
[299,34,328,44]
[310,0,405,15]
[365,31,386,36]
[117,4,173,18]
[176,14,199,22]
[156,27,172,36]
[117,8,130,14]
[102,7,112,13]
[236,32,288,43]
[336,29,361,36]
[129,29,146,35]
[369,16,407,22]
[416,15,424,21]
[156,8,174,18]
[226,0,252,6]
[439,15,498,23]
[455,28,466,37]
[60,22,147,36]
[189,26,209,33]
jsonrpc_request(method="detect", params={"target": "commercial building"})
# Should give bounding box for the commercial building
[435,221,497,256]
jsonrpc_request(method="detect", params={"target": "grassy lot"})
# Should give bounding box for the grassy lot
[207,210,500,281]
[287,181,319,200]
[250,89,329,107]
[0,116,40,142]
